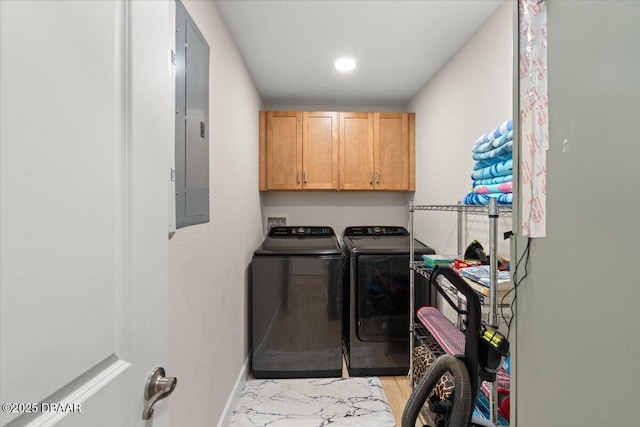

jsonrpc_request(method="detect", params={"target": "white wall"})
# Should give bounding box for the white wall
[261,192,411,237]
[168,1,263,426]
[408,1,513,258]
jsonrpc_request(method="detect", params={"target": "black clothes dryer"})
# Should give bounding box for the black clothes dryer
[342,226,435,376]
[251,226,343,379]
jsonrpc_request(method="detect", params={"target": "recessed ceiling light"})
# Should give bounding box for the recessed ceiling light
[335,57,356,72]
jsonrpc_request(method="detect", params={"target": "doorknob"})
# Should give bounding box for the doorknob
[142,367,177,420]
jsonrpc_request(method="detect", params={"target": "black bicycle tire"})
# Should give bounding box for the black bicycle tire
[402,354,474,427]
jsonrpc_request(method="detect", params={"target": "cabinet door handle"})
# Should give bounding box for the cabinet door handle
[296,172,300,184]
[369,173,374,186]
[303,171,307,184]
[376,172,380,184]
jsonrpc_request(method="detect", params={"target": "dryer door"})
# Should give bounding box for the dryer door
[356,255,411,341]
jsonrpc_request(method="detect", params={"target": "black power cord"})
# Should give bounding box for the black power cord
[500,237,532,339]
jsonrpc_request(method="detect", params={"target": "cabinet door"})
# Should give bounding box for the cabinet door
[374,112,409,190]
[266,111,302,190]
[303,112,339,189]
[340,112,374,190]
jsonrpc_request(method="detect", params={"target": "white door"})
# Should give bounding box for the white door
[1,1,174,426]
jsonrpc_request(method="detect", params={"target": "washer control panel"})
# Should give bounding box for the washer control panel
[269,226,335,238]
[343,226,408,236]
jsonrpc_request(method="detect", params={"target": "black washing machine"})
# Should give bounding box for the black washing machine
[342,226,435,376]
[251,226,343,378]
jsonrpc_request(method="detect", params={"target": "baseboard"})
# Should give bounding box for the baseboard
[216,356,249,427]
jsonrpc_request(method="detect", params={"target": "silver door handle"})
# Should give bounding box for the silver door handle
[369,173,373,186]
[142,367,177,420]
[376,172,380,184]
[303,171,307,184]
[296,172,300,184]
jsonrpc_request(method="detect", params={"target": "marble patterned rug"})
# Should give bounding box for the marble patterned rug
[228,377,396,426]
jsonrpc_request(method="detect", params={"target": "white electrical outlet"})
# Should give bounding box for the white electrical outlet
[267,216,287,231]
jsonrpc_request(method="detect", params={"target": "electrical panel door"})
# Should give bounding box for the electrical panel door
[175,0,209,228]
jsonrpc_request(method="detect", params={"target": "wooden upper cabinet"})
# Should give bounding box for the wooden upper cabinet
[260,111,414,191]
[339,112,374,190]
[260,111,338,190]
[339,112,414,191]
[265,111,302,190]
[374,112,409,190]
[303,112,339,189]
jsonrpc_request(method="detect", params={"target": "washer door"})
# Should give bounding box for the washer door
[251,255,343,377]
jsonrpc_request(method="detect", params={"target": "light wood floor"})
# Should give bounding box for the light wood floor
[379,375,413,426]
[342,359,429,427]
[380,375,431,427]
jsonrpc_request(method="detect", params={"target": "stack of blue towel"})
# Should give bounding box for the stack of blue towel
[463,119,513,206]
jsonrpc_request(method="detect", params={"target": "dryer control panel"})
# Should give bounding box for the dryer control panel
[269,226,335,238]
[343,226,409,236]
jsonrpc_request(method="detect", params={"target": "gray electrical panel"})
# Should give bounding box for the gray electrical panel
[175,0,210,228]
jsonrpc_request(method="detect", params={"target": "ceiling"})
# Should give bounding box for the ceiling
[215,0,504,107]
